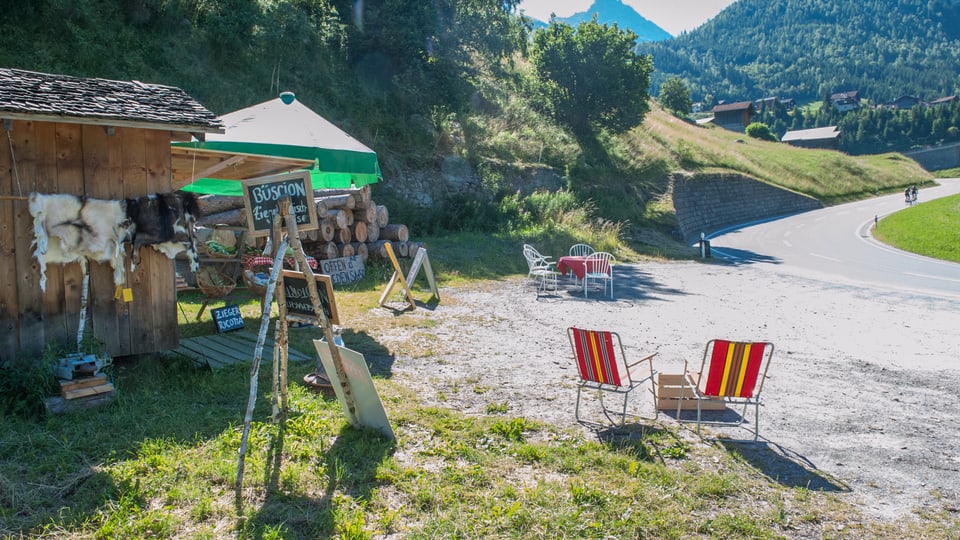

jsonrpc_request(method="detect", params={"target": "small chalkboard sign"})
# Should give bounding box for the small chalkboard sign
[211,304,244,333]
[281,270,339,325]
[320,255,365,286]
[242,170,319,238]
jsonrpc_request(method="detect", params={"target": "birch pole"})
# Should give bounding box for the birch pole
[235,213,288,502]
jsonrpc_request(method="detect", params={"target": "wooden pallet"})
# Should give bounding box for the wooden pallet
[60,375,115,400]
[46,375,116,414]
[172,331,314,371]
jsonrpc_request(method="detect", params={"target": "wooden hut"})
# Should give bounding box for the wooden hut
[0,68,228,363]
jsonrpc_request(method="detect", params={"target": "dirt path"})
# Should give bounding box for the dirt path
[385,260,960,520]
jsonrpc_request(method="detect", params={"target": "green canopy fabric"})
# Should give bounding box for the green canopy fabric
[177,92,381,194]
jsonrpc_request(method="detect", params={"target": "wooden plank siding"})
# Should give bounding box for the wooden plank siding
[12,120,45,359]
[0,119,183,363]
[0,123,18,357]
[82,124,122,354]
[34,122,69,348]
[120,127,156,353]
[55,122,86,353]
[144,128,178,352]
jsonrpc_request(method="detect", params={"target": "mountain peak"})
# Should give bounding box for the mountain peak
[550,0,673,42]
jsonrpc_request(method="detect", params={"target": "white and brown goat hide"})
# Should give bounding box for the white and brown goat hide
[29,193,131,292]
[124,191,200,273]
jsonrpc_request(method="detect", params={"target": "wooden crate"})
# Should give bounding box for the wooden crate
[656,373,726,411]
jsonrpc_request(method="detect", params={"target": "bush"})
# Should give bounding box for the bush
[745,122,779,141]
[0,347,60,418]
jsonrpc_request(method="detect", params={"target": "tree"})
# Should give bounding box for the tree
[530,17,653,135]
[658,76,692,115]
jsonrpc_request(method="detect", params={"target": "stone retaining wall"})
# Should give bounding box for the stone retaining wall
[672,172,822,244]
[385,159,822,246]
[903,143,960,171]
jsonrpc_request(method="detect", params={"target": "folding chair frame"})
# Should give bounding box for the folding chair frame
[568,327,658,426]
[678,339,774,441]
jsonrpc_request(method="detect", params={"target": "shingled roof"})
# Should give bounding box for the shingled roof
[0,67,222,133]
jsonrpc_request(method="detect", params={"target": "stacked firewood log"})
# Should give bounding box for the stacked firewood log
[195,185,422,262]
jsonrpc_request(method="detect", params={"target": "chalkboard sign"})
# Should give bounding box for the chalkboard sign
[242,170,319,238]
[281,270,339,325]
[211,304,245,333]
[320,255,365,286]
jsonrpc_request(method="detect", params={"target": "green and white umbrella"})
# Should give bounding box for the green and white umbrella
[176,92,381,196]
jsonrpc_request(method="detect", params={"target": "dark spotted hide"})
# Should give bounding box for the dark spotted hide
[124,191,200,273]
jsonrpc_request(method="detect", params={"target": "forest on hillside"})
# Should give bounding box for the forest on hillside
[639,0,960,105]
[0,0,955,192]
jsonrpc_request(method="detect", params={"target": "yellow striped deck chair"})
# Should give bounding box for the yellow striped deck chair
[678,339,775,440]
[567,327,658,426]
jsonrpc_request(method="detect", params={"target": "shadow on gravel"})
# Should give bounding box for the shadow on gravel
[718,439,851,492]
[706,246,782,265]
[533,264,692,304]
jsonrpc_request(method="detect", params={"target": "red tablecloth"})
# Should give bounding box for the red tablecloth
[558,256,588,280]
[244,255,318,271]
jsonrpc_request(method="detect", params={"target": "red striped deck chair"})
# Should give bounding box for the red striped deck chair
[567,327,658,426]
[678,339,775,440]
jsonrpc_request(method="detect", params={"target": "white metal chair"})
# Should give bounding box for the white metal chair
[569,243,595,257]
[567,244,595,286]
[523,244,558,293]
[583,252,615,298]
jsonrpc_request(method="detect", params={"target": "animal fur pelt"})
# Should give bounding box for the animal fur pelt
[124,191,200,272]
[29,193,132,292]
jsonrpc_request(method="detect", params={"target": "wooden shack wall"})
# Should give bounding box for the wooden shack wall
[0,119,178,363]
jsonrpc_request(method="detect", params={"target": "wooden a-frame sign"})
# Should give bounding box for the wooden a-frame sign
[405,246,439,301]
[377,242,439,309]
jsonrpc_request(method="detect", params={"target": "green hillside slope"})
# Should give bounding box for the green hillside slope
[0,0,934,246]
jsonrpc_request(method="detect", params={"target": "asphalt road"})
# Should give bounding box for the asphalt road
[706,177,960,299]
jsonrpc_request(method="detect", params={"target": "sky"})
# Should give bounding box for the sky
[517,0,737,36]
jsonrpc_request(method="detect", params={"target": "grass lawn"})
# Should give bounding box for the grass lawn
[874,193,960,263]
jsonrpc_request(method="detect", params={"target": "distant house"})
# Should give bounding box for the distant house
[781,126,841,150]
[830,91,860,112]
[891,95,923,109]
[711,101,755,132]
[754,96,796,111]
[755,97,778,110]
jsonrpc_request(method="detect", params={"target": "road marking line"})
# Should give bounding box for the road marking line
[809,253,842,262]
[903,272,960,284]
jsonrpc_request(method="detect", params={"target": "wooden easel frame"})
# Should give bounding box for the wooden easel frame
[377,241,417,310]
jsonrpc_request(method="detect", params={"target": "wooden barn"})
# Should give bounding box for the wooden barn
[0,68,229,363]
[711,101,755,132]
